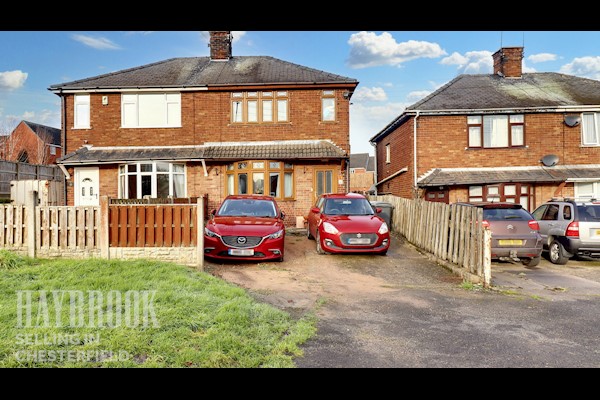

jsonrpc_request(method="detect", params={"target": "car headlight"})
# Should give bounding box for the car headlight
[266,229,284,239]
[204,227,220,238]
[322,222,339,235]
[378,223,389,235]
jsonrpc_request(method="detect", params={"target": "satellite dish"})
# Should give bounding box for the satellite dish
[541,154,559,167]
[564,116,581,127]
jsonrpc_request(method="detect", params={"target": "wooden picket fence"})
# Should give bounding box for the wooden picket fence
[371,195,491,286]
[0,205,27,248]
[108,205,197,247]
[36,206,100,249]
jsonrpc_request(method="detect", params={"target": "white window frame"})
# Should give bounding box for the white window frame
[385,144,391,164]
[49,145,57,156]
[322,91,336,122]
[574,181,600,199]
[118,161,186,199]
[581,112,600,146]
[74,94,90,129]
[121,93,182,128]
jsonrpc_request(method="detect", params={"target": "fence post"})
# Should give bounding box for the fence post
[197,196,204,271]
[483,228,492,287]
[99,196,110,259]
[26,190,38,258]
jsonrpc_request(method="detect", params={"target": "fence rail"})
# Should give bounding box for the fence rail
[0,205,27,248]
[108,205,197,247]
[371,195,491,286]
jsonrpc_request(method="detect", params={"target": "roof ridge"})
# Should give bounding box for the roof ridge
[261,56,356,82]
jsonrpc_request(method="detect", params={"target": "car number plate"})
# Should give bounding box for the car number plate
[348,238,371,245]
[498,239,523,246]
[228,249,254,256]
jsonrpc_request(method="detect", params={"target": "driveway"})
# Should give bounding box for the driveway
[207,233,600,367]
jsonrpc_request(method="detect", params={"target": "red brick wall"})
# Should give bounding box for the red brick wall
[375,117,414,198]
[63,89,351,155]
[2,122,61,164]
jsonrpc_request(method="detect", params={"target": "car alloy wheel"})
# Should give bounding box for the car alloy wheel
[549,240,569,265]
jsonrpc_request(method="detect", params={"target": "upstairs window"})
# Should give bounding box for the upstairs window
[385,144,391,163]
[582,113,600,146]
[74,94,90,129]
[232,91,288,123]
[468,114,524,148]
[121,93,181,128]
[322,90,336,121]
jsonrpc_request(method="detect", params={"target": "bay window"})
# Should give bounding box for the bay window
[468,114,525,148]
[119,162,185,199]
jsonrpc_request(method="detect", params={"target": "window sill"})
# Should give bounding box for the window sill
[120,126,182,129]
[580,144,600,148]
[72,127,91,130]
[465,146,529,150]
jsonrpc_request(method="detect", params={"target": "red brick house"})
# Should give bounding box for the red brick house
[370,46,600,210]
[349,153,375,193]
[50,32,358,223]
[1,120,62,164]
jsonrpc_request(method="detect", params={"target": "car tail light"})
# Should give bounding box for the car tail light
[528,220,540,231]
[566,221,579,237]
[481,220,490,228]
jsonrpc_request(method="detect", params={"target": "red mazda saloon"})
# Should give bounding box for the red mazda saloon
[204,195,286,262]
[307,193,390,255]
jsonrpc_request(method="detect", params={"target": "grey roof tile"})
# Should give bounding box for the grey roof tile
[50,57,357,90]
[23,121,61,146]
[349,153,369,169]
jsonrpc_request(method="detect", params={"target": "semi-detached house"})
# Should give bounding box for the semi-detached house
[370,46,600,210]
[50,32,358,225]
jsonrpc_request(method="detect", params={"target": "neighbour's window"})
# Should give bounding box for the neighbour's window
[322,90,336,121]
[121,93,181,128]
[74,94,90,129]
[468,184,532,210]
[582,112,600,146]
[231,91,288,123]
[226,160,294,200]
[118,162,185,199]
[467,114,525,148]
[49,146,57,156]
[385,144,391,163]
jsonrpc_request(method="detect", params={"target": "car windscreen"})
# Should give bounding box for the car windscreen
[323,198,374,216]
[577,205,600,222]
[218,199,276,217]
[483,207,532,221]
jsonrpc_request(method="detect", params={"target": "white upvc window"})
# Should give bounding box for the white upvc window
[582,113,600,146]
[49,146,57,156]
[74,94,90,129]
[385,144,391,163]
[118,161,186,199]
[121,93,181,128]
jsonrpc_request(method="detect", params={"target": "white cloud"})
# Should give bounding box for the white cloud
[6,109,60,128]
[440,50,493,74]
[527,53,557,63]
[21,111,35,119]
[407,90,432,102]
[200,31,247,44]
[522,62,536,73]
[0,70,28,90]
[72,34,121,50]
[350,102,408,154]
[560,56,600,80]
[383,82,394,88]
[353,87,388,102]
[125,31,154,36]
[347,31,446,69]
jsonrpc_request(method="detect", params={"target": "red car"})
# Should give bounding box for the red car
[307,193,390,255]
[204,195,285,262]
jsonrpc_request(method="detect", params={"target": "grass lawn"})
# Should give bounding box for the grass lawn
[0,251,315,368]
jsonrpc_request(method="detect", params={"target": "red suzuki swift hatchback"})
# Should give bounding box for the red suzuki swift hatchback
[204,195,285,262]
[307,193,390,255]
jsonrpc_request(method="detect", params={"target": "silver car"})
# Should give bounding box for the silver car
[532,199,600,264]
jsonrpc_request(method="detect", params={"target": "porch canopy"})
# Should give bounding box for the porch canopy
[418,165,600,187]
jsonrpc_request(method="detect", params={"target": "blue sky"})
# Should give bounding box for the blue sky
[2,31,600,154]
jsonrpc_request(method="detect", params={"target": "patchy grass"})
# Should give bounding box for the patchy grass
[0,254,315,368]
[459,281,483,291]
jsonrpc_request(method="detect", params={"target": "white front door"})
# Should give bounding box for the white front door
[75,167,100,206]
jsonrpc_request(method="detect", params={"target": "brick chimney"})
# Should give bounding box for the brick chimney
[492,47,524,78]
[209,31,232,61]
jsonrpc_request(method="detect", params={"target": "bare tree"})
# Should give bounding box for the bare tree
[0,118,53,164]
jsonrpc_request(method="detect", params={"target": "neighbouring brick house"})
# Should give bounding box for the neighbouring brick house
[370,46,600,210]
[50,31,358,225]
[349,152,375,193]
[1,120,62,164]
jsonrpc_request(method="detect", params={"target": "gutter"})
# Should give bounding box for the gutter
[58,164,71,180]
[370,141,378,195]
[413,111,420,191]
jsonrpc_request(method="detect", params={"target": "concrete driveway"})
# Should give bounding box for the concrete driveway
[207,233,600,367]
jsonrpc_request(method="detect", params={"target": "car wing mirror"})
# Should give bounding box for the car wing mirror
[211,209,216,217]
[310,206,320,214]
[375,207,382,214]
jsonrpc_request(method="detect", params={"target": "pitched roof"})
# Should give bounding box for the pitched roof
[23,121,61,146]
[366,156,375,172]
[49,57,357,90]
[409,73,600,111]
[57,140,347,165]
[349,153,370,169]
[418,165,600,187]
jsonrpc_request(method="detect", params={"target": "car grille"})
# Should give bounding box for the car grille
[340,233,378,246]
[221,236,263,248]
